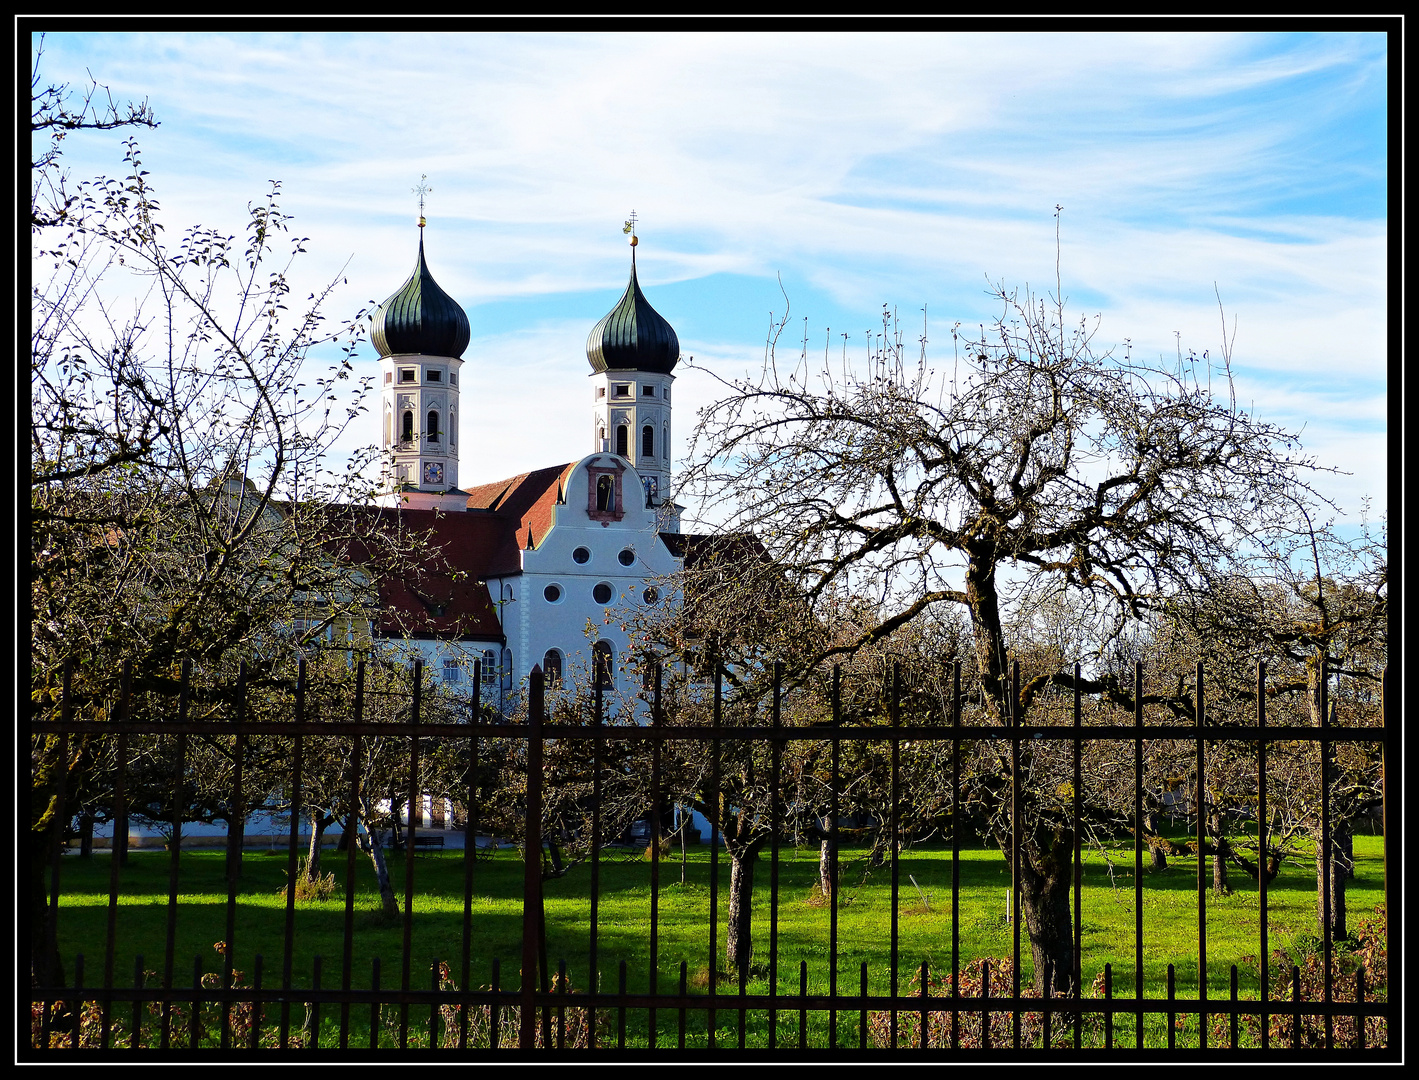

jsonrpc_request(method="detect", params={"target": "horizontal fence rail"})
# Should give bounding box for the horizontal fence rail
[29,656,1393,1054]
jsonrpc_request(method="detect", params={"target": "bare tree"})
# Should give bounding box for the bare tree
[672,226,1333,993]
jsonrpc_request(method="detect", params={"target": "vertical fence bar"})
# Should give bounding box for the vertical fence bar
[490,957,500,1050]
[617,960,627,1051]
[1195,660,1207,1049]
[339,662,363,1050]
[1134,660,1144,1048]
[951,659,961,1051]
[858,963,868,1050]
[768,660,783,1049]
[707,663,722,1050]
[649,663,663,1049]
[1166,963,1175,1050]
[519,668,545,1050]
[981,958,990,1051]
[279,658,306,1048]
[889,662,901,1049]
[1319,655,1333,1050]
[428,957,439,1049]
[800,960,809,1049]
[102,660,132,1048]
[223,662,248,1050]
[131,955,145,1051]
[1104,962,1112,1049]
[70,953,83,1051]
[399,659,422,1048]
[1291,964,1300,1047]
[1072,663,1082,1049]
[1381,666,1392,1049]
[309,954,321,1050]
[1257,661,1269,1050]
[368,957,379,1051]
[678,960,687,1049]
[829,665,841,1050]
[1010,658,1021,1049]
[1230,963,1238,1049]
[588,669,602,1048]
[460,659,479,1050]
[41,658,74,1043]
[919,960,929,1050]
[161,658,191,1049]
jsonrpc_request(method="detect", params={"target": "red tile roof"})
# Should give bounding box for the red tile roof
[464,462,574,556]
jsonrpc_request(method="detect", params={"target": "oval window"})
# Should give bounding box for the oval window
[593,582,614,605]
[573,546,591,564]
[642,586,659,605]
[618,548,635,566]
[544,584,562,603]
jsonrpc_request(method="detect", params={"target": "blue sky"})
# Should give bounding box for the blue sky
[32,29,1389,532]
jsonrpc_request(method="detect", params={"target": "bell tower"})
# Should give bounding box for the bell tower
[371,194,470,512]
[586,214,679,514]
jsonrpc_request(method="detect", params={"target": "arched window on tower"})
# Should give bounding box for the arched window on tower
[401,411,414,444]
[642,424,654,458]
[615,425,629,458]
[449,410,455,447]
[384,408,392,446]
[427,410,440,443]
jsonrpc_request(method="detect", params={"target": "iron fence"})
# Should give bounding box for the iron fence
[28,655,1396,1054]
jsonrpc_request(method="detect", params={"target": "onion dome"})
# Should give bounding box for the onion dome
[586,243,680,375]
[370,233,470,359]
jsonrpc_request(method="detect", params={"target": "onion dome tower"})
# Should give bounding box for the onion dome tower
[587,215,679,511]
[373,205,470,511]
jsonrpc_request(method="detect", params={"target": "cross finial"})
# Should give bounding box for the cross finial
[623,209,638,245]
[414,174,432,227]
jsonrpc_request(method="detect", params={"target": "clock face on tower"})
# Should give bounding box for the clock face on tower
[423,461,444,487]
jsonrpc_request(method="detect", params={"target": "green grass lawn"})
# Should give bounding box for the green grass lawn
[45,834,1386,1049]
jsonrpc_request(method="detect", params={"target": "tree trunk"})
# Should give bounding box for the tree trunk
[1009,835,1074,997]
[726,847,756,980]
[305,811,327,880]
[353,814,400,919]
[1143,811,1167,870]
[1317,822,1353,941]
[1210,813,1230,896]
[820,836,833,898]
[78,813,94,858]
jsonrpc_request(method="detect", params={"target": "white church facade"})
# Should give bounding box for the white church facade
[365,221,691,715]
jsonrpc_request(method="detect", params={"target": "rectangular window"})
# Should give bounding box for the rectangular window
[400,368,416,383]
[384,372,392,384]
[481,650,497,686]
[450,372,457,385]
[614,383,630,397]
[597,387,606,398]
[663,386,670,400]
[642,384,656,396]
[442,659,461,684]
[427,369,442,382]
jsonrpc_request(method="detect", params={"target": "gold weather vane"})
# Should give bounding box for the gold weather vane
[623,209,638,246]
[414,175,431,228]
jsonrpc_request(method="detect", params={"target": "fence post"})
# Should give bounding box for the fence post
[519,666,545,1050]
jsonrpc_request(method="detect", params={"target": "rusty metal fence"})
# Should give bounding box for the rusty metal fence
[29,656,1396,1054]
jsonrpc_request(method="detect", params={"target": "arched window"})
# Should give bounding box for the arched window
[543,649,563,685]
[384,408,392,445]
[500,648,514,692]
[481,649,497,686]
[593,640,614,690]
[642,424,654,458]
[402,411,414,444]
[449,410,455,447]
[427,410,440,443]
[615,425,629,457]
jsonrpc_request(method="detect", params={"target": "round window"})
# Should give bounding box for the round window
[573,546,591,564]
[544,584,562,603]
[618,548,635,566]
[593,582,614,605]
[642,586,659,604]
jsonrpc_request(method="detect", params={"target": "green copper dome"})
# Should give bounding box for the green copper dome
[371,233,470,360]
[586,249,680,375]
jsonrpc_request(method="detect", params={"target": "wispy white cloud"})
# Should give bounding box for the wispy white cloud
[34,28,1389,524]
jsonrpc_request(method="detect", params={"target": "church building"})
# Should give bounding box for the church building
[365,218,687,714]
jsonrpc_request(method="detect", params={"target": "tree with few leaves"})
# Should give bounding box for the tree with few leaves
[670,226,1334,994]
